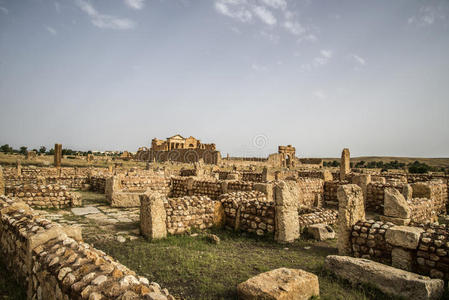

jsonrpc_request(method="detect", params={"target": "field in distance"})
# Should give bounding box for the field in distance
[323,156,449,168]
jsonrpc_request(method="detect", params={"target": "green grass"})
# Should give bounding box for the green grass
[91,229,401,300]
[0,261,26,300]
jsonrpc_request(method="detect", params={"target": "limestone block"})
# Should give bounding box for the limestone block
[325,255,443,300]
[213,201,225,228]
[111,192,141,207]
[384,188,411,219]
[402,184,413,201]
[352,174,371,199]
[253,183,273,202]
[237,268,319,300]
[140,192,167,239]
[392,248,413,271]
[337,184,365,255]
[340,148,350,181]
[385,226,424,249]
[273,181,301,207]
[274,181,300,243]
[379,215,411,226]
[307,224,335,241]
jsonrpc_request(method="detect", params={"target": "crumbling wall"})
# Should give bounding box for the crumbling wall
[297,208,338,229]
[220,191,274,236]
[90,175,108,193]
[165,195,220,234]
[241,171,263,182]
[366,182,405,213]
[411,181,447,215]
[5,183,81,208]
[297,178,324,208]
[0,195,173,300]
[323,181,345,207]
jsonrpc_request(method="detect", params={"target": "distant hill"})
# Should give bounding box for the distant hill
[322,156,449,168]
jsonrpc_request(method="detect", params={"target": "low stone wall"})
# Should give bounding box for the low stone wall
[90,175,107,193]
[409,198,436,224]
[241,171,263,182]
[297,170,332,181]
[5,183,81,208]
[412,181,447,215]
[121,175,170,195]
[0,195,172,299]
[297,208,338,229]
[180,169,196,177]
[323,181,345,207]
[297,178,324,207]
[366,182,405,213]
[220,191,274,236]
[349,220,449,280]
[350,220,393,265]
[227,180,254,193]
[0,166,4,195]
[165,195,219,234]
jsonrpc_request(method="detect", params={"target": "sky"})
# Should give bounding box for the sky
[0,0,448,158]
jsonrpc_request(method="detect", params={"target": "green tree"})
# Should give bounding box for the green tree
[19,146,28,155]
[39,146,46,154]
[0,144,13,153]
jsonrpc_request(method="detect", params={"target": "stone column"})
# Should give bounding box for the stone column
[16,160,22,176]
[140,192,167,239]
[340,148,350,181]
[337,184,365,255]
[54,143,62,168]
[273,181,301,243]
[0,166,4,196]
[352,174,371,201]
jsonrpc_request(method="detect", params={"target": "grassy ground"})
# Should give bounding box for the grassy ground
[91,230,401,300]
[0,261,26,300]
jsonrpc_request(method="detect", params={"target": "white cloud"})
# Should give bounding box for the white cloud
[351,54,366,66]
[259,30,279,43]
[76,0,136,30]
[54,2,61,13]
[0,6,8,14]
[408,6,446,27]
[260,0,286,10]
[45,26,57,35]
[124,0,145,10]
[313,90,326,99]
[253,6,276,25]
[312,50,333,66]
[283,20,305,35]
[297,33,317,43]
[214,1,252,23]
[251,63,268,72]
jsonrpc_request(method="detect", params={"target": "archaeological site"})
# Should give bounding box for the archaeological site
[0,140,448,300]
[2,1,448,299]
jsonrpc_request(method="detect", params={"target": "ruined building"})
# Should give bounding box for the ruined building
[136,134,221,164]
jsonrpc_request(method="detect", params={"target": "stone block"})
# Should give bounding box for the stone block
[392,248,413,271]
[379,215,410,226]
[337,184,365,255]
[340,148,350,181]
[237,268,319,300]
[325,255,443,300]
[140,192,167,239]
[111,192,141,207]
[384,188,410,219]
[307,224,335,241]
[385,226,424,249]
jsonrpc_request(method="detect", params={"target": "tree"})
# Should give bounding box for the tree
[0,144,13,153]
[48,148,55,155]
[39,146,46,154]
[19,146,28,155]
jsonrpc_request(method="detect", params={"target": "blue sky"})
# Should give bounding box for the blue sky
[0,0,448,157]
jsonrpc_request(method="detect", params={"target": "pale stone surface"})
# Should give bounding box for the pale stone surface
[384,188,411,219]
[385,226,424,249]
[0,166,4,196]
[340,148,350,181]
[392,248,413,271]
[337,184,365,255]
[111,192,141,208]
[237,268,319,300]
[273,181,300,243]
[325,255,444,300]
[402,184,413,201]
[140,192,167,239]
[379,215,411,226]
[351,174,371,200]
[307,224,335,241]
[71,206,100,216]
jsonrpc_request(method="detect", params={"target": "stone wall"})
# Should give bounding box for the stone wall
[297,178,324,208]
[0,166,4,195]
[150,148,221,164]
[323,181,345,207]
[297,208,338,229]
[366,182,405,213]
[220,191,275,236]
[0,195,172,299]
[5,183,81,208]
[412,181,447,215]
[409,198,436,224]
[350,220,393,265]
[165,195,219,234]
[349,220,449,281]
[90,175,107,193]
[241,171,263,182]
